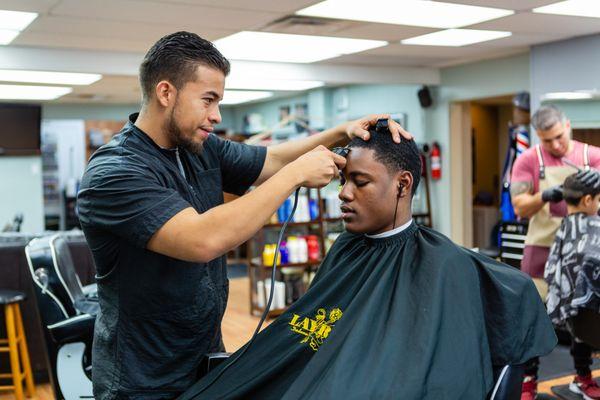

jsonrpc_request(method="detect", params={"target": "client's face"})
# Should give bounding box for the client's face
[338,147,399,234]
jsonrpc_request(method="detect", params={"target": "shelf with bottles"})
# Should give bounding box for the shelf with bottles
[250,257,322,269]
[248,185,344,317]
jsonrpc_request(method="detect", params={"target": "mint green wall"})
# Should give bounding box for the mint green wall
[0,156,44,233]
[42,103,236,131]
[541,100,600,128]
[230,94,309,132]
[425,53,531,237]
[228,84,426,140]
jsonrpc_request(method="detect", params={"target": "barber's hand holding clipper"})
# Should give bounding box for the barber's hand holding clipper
[283,145,347,188]
[541,185,564,203]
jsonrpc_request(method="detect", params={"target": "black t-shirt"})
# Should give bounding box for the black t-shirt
[77,113,266,399]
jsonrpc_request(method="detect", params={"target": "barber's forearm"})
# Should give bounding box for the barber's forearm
[512,192,545,219]
[255,124,347,185]
[269,124,348,168]
[198,166,301,261]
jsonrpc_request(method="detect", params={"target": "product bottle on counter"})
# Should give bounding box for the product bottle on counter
[262,244,280,266]
[279,241,289,264]
[307,235,320,261]
[309,198,319,220]
[276,204,286,224]
[298,236,308,263]
[287,236,298,263]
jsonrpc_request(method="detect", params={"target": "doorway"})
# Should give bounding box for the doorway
[449,94,517,249]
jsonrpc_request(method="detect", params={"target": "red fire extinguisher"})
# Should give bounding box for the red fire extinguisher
[430,142,441,180]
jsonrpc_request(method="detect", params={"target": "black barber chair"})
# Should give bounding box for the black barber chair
[488,365,525,400]
[25,234,98,400]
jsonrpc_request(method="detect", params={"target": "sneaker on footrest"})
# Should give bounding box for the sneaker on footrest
[569,374,600,400]
[521,376,537,400]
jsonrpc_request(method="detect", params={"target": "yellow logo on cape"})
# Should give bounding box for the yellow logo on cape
[289,308,343,351]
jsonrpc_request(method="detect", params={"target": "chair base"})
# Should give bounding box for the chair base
[56,342,93,399]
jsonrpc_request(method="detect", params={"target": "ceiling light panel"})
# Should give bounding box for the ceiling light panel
[220,90,273,105]
[0,29,19,45]
[215,31,387,63]
[0,84,72,100]
[402,29,511,47]
[543,91,594,100]
[534,0,600,18]
[0,10,37,31]
[297,0,514,29]
[0,70,102,85]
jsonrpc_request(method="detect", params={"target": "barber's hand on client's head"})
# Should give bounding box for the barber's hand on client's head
[344,114,413,143]
[576,168,600,190]
[286,145,347,188]
[541,185,564,203]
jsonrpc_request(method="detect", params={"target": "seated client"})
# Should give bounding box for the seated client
[180,129,557,400]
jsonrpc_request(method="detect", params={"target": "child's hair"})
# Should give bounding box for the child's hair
[563,172,600,205]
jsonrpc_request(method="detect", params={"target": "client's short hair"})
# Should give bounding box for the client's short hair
[563,172,600,205]
[348,129,422,195]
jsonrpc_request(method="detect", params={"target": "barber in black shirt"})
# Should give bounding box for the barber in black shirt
[77,31,411,399]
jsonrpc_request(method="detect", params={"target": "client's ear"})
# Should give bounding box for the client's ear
[582,194,593,207]
[396,172,413,198]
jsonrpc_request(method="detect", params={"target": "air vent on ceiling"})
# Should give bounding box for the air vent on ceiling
[261,15,357,35]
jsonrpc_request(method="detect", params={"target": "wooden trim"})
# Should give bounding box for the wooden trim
[449,102,474,247]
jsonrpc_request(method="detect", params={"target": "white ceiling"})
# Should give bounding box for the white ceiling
[1,0,600,104]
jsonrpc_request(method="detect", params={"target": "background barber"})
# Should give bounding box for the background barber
[510,104,600,399]
[77,31,411,399]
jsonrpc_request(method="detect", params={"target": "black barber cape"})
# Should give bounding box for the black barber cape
[77,114,266,399]
[181,223,556,400]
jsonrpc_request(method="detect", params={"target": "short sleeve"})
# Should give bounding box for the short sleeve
[209,135,267,195]
[511,150,536,187]
[587,144,600,169]
[77,160,191,249]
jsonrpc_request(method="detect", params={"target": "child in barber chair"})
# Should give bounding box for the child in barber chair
[545,169,600,400]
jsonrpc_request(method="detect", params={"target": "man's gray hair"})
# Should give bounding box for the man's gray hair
[531,105,567,131]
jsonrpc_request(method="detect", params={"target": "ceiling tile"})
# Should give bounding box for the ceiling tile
[158,0,322,13]
[0,0,60,14]
[50,0,280,31]
[330,23,437,41]
[469,12,600,36]
[441,0,557,11]
[12,30,157,52]
[25,15,234,42]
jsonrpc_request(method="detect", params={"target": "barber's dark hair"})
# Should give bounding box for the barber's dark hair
[563,172,600,205]
[348,130,422,195]
[139,31,230,103]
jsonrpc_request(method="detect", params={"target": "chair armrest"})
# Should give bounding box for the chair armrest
[48,314,95,345]
[489,364,524,400]
[197,352,231,379]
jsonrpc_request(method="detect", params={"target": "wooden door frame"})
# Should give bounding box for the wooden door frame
[449,101,473,247]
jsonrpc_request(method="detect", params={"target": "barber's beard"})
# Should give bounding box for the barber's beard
[165,102,203,154]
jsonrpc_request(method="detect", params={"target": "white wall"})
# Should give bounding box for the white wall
[0,156,44,233]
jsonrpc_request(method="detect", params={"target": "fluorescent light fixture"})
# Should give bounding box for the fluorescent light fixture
[220,90,273,105]
[215,31,387,63]
[0,10,37,31]
[0,69,102,85]
[225,77,324,91]
[0,84,72,100]
[402,29,511,46]
[542,91,594,100]
[297,0,513,29]
[0,29,19,45]
[0,10,37,45]
[534,0,600,18]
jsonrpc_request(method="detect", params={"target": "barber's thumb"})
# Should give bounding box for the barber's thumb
[331,152,346,168]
